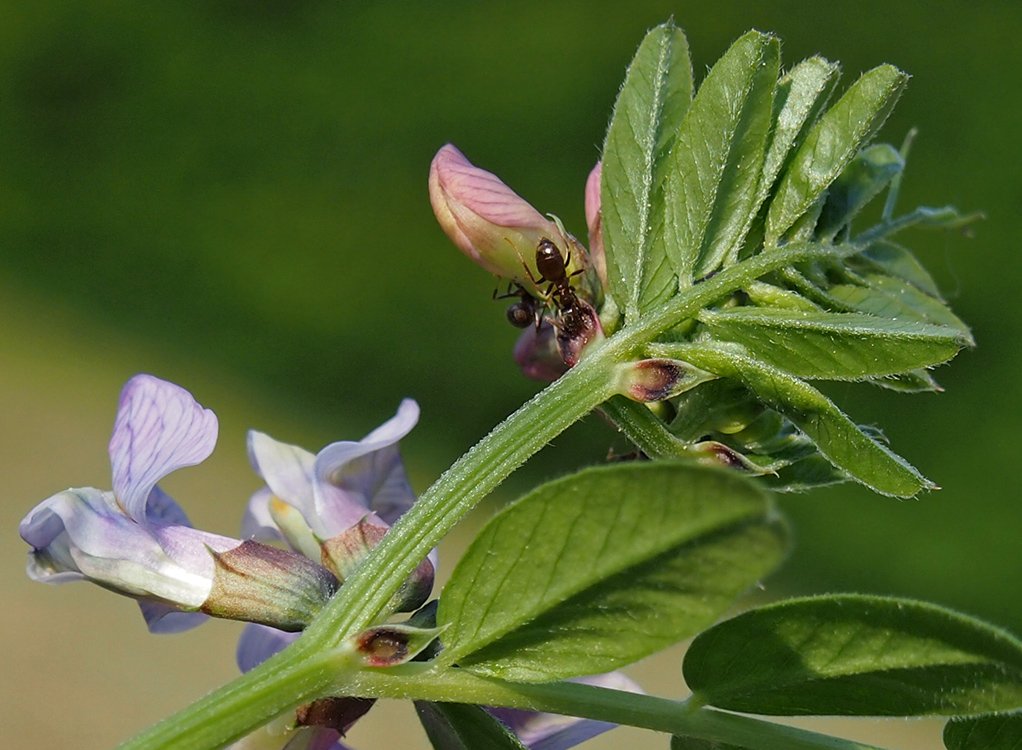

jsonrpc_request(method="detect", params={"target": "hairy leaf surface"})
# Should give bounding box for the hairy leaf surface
[653,342,932,496]
[601,22,692,320]
[698,308,968,379]
[766,65,908,245]
[666,31,779,283]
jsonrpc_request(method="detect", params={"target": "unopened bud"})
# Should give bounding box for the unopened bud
[689,440,775,475]
[202,540,338,631]
[296,696,375,734]
[354,622,444,668]
[615,358,716,402]
[322,518,434,613]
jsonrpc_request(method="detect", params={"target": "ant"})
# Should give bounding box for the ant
[493,282,542,329]
[528,237,589,340]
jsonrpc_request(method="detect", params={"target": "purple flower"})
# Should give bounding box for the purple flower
[491,672,644,750]
[20,375,338,633]
[244,399,434,606]
[19,374,231,632]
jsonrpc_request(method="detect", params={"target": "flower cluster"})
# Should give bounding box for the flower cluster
[19,374,633,749]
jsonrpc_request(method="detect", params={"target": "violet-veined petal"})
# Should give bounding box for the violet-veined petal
[21,487,237,609]
[109,374,218,522]
[145,485,192,527]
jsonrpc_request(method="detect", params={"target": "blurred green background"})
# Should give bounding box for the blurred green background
[3,2,1019,748]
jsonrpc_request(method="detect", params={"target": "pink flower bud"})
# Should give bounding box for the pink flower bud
[584,161,609,290]
[429,144,561,293]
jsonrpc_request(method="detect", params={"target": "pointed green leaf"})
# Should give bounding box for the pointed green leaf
[761,453,849,493]
[830,274,973,343]
[698,308,968,379]
[945,712,1022,750]
[415,702,527,750]
[436,463,786,682]
[870,369,943,393]
[602,22,693,320]
[817,143,904,240]
[759,56,841,203]
[856,240,943,298]
[766,65,908,245]
[744,280,821,311]
[684,595,1022,716]
[653,342,933,496]
[666,31,779,284]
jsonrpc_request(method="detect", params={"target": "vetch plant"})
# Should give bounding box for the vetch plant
[19,21,1018,750]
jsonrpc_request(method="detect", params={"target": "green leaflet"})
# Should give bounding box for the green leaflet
[944,712,1022,750]
[856,240,943,299]
[601,21,692,321]
[651,341,933,497]
[766,65,908,246]
[436,463,786,682]
[683,595,1022,717]
[666,31,779,284]
[698,307,968,379]
[817,143,904,240]
[415,702,527,750]
[759,56,841,205]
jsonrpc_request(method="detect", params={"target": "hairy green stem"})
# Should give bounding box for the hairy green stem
[122,242,842,749]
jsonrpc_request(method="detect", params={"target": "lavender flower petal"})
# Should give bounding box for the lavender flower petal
[109,374,218,522]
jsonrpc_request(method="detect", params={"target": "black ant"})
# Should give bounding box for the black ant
[493,282,542,328]
[529,237,589,340]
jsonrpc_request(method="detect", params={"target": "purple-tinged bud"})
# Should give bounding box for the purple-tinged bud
[296,696,375,734]
[614,358,717,402]
[354,622,444,668]
[430,144,575,296]
[322,518,434,612]
[555,298,604,367]
[689,440,775,475]
[584,161,609,290]
[514,322,568,382]
[203,540,338,631]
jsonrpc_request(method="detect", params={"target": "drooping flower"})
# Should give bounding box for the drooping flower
[19,374,337,633]
[244,398,433,611]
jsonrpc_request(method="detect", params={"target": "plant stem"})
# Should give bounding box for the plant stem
[339,665,891,750]
[121,242,842,749]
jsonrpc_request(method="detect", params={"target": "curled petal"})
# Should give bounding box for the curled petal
[492,672,643,750]
[583,161,609,290]
[20,487,237,615]
[430,144,558,291]
[109,374,218,522]
[247,431,317,510]
[312,400,419,536]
